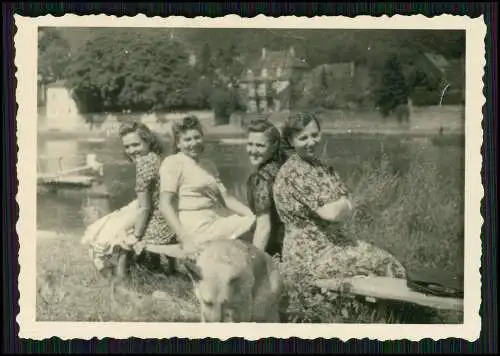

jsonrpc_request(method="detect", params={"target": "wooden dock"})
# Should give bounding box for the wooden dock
[37,154,104,190]
[38,174,96,188]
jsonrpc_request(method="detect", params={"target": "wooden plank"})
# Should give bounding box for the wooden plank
[314,276,463,312]
[145,243,187,259]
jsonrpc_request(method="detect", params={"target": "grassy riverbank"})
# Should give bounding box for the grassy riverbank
[36,150,464,324]
[37,233,200,322]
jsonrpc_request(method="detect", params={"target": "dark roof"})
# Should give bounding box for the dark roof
[422,52,450,72]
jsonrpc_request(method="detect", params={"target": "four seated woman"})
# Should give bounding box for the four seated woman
[83,112,408,322]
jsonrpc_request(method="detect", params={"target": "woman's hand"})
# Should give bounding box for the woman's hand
[315,196,354,222]
[119,230,141,251]
[337,196,354,220]
[226,195,255,217]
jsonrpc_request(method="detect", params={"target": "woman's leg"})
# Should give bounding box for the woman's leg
[115,247,132,282]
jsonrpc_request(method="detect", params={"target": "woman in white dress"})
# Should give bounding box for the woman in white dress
[158,116,256,255]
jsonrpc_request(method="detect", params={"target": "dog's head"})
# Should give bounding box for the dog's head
[183,240,257,322]
[185,259,247,322]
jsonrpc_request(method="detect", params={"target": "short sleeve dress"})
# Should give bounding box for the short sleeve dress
[246,158,284,258]
[159,152,255,252]
[273,153,406,321]
[135,152,176,245]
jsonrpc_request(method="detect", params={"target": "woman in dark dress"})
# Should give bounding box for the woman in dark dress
[245,118,289,259]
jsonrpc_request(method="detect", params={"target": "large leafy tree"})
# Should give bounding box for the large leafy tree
[66,31,197,114]
[38,28,72,83]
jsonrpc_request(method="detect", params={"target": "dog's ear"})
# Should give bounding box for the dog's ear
[183,260,203,283]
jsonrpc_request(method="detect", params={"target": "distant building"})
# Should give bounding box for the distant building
[298,61,372,110]
[239,46,309,113]
[45,80,86,130]
[404,51,465,106]
[420,52,464,98]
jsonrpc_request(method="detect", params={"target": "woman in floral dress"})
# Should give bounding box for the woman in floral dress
[85,122,177,280]
[273,111,406,323]
[117,122,178,276]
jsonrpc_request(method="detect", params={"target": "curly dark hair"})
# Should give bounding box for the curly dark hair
[171,115,205,154]
[118,121,166,161]
[281,111,322,148]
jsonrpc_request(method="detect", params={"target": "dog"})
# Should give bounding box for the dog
[183,239,282,323]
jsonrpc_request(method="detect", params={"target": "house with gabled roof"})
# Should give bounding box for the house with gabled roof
[403,50,465,106]
[421,52,464,102]
[239,46,309,113]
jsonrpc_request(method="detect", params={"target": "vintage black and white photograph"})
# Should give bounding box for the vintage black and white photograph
[15,14,484,340]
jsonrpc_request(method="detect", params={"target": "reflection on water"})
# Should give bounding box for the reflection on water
[36,134,465,234]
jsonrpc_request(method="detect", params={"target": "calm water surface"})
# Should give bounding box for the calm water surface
[36,133,465,234]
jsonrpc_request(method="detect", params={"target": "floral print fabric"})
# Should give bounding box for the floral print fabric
[135,152,176,245]
[246,159,284,258]
[273,153,406,322]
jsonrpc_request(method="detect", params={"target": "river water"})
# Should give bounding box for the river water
[36,133,465,236]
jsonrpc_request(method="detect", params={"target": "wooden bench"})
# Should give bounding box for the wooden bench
[144,243,188,259]
[313,276,463,312]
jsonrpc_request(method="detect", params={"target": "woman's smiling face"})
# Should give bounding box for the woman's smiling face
[121,131,149,162]
[177,128,204,160]
[246,131,275,167]
[290,119,322,161]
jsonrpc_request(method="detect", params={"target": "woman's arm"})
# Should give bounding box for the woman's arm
[202,158,254,217]
[133,191,153,240]
[220,191,255,217]
[159,191,185,237]
[314,196,353,222]
[252,213,272,251]
[132,154,157,240]
[284,167,353,223]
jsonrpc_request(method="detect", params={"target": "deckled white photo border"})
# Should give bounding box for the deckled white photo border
[14,13,485,341]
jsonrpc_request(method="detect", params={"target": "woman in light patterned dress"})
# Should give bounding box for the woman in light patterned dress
[273,111,406,323]
[158,116,255,256]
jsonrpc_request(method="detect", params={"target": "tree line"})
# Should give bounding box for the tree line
[38,28,247,124]
[38,28,465,122]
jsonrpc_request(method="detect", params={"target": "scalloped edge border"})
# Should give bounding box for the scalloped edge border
[14,13,485,342]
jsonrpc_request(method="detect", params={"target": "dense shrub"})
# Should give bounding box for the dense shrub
[344,155,463,276]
